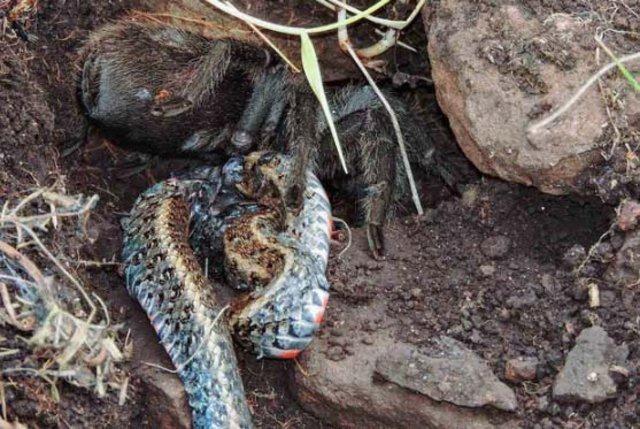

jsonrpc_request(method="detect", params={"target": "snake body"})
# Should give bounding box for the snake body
[122,153,332,428]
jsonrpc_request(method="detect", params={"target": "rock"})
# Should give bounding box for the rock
[505,290,537,310]
[376,338,517,412]
[505,357,538,382]
[327,345,345,362]
[562,245,586,269]
[425,1,640,194]
[540,274,556,293]
[410,287,424,300]
[291,302,519,428]
[481,236,511,259]
[552,327,629,404]
[138,366,191,429]
[448,267,468,286]
[605,229,640,286]
[536,395,549,412]
[422,208,438,224]
[616,200,640,231]
[598,290,616,308]
[479,264,496,277]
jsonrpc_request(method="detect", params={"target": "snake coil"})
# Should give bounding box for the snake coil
[122,152,332,428]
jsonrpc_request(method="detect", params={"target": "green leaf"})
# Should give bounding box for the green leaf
[618,64,640,92]
[300,32,348,173]
[595,38,640,93]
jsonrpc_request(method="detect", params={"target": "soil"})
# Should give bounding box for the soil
[327,180,638,427]
[0,0,638,428]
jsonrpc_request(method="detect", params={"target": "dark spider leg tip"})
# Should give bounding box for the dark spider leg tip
[61,139,85,158]
[367,223,386,260]
[231,130,253,154]
[113,156,158,179]
[61,123,91,158]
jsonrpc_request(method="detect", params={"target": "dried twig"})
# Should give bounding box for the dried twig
[332,217,352,259]
[0,187,127,400]
[0,240,45,286]
[0,282,34,331]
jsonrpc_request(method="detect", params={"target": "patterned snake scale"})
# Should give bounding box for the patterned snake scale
[122,152,332,428]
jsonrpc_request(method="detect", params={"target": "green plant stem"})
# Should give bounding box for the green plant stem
[595,37,640,92]
[202,0,391,35]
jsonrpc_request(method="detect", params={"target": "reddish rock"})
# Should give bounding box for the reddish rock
[425,0,640,195]
[138,366,191,429]
[290,301,520,428]
[505,358,538,382]
[616,199,640,231]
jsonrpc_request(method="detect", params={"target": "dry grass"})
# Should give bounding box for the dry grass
[0,183,129,402]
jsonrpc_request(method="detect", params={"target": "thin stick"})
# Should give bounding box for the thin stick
[0,240,45,286]
[3,195,98,226]
[118,377,129,406]
[16,224,98,320]
[0,381,5,420]
[332,217,352,259]
[244,20,301,73]
[528,51,640,134]
[374,28,416,52]
[0,282,34,331]
[318,0,427,30]
[9,187,46,217]
[202,0,392,36]
[294,356,311,377]
[355,29,397,59]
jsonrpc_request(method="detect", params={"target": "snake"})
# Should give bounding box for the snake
[121,152,332,428]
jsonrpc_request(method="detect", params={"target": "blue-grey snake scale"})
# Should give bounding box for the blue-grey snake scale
[122,152,332,428]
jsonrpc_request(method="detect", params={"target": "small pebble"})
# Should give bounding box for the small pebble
[505,357,538,382]
[540,274,556,293]
[499,308,511,321]
[562,244,586,268]
[537,395,549,411]
[481,235,511,259]
[327,346,344,361]
[330,327,344,337]
[479,264,496,277]
[410,287,423,299]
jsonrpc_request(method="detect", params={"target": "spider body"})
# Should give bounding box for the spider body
[79,18,457,257]
[78,18,277,157]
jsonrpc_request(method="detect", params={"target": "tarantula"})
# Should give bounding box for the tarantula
[78,17,456,258]
[78,18,277,157]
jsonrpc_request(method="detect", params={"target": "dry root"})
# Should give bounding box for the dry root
[0,183,129,402]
